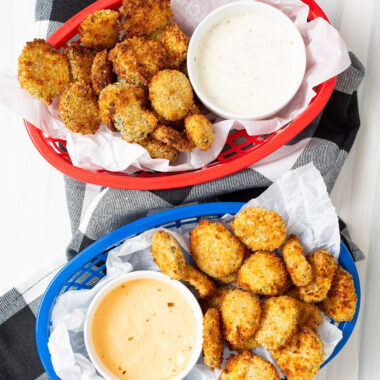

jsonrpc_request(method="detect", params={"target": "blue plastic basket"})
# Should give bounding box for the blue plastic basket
[36,202,361,379]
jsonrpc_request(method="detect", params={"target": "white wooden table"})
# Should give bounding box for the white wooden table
[0,1,379,379]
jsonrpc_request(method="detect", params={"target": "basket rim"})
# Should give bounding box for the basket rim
[35,202,361,379]
[24,0,337,190]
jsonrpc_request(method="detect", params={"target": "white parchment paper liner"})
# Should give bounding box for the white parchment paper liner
[0,0,350,173]
[48,164,343,379]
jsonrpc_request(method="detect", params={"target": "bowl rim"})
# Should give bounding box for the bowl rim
[187,0,307,121]
[83,270,204,380]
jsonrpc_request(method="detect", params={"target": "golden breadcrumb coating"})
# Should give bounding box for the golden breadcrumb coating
[109,37,167,86]
[231,206,287,252]
[58,81,99,135]
[114,96,157,143]
[221,288,261,346]
[79,10,119,50]
[297,250,337,303]
[150,109,186,131]
[151,22,188,68]
[297,300,323,332]
[149,69,194,121]
[190,220,246,279]
[185,113,215,151]
[151,231,185,280]
[319,265,357,322]
[64,42,95,84]
[282,235,313,286]
[18,39,71,104]
[200,285,234,312]
[236,251,291,296]
[220,351,280,380]
[139,137,178,162]
[98,81,147,131]
[119,0,173,37]
[255,296,299,349]
[271,328,324,380]
[203,308,224,371]
[91,50,115,95]
[286,287,322,331]
[215,271,238,284]
[183,263,216,298]
[229,334,260,351]
[151,125,195,152]
[150,108,174,126]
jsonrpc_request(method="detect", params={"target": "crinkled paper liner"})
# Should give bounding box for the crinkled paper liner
[0,0,350,173]
[48,164,343,379]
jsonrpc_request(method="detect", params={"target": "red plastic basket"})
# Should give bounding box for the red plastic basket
[24,0,336,190]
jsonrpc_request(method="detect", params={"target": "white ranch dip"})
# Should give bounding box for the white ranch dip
[192,10,301,117]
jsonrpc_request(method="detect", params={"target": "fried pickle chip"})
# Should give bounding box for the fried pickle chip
[183,263,216,298]
[18,39,71,104]
[139,137,179,162]
[200,285,234,312]
[109,37,167,86]
[149,70,194,121]
[151,125,195,152]
[319,265,357,322]
[231,206,287,252]
[297,300,323,332]
[236,251,291,296]
[185,113,215,151]
[58,81,100,134]
[114,100,157,143]
[79,10,119,50]
[99,81,147,131]
[151,22,188,68]
[282,235,313,287]
[115,109,153,141]
[297,250,337,303]
[287,288,322,332]
[221,288,261,346]
[64,42,95,84]
[229,334,260,351]
[91,50,115,94]
[271,328,324,380]
[214,271,238,284]
[98,82,152,137]
[203,308,223,371]
[151,231,185,280]
[119,0,173,36]
[149,109,186,131]
[220,351,280,380]
[255,296,299,349]
[189,220,245,280]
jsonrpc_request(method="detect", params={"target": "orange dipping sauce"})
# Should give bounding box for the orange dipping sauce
[92,279,197,380]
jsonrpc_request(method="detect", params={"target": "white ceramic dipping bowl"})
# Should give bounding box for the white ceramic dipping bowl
[84,271,204,380]
[187,0,306,120]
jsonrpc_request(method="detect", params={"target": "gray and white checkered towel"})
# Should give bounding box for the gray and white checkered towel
[0,1,365,379]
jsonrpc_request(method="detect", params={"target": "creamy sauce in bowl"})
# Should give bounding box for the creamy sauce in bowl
[188,1,306,120]
[90,278,198,380]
